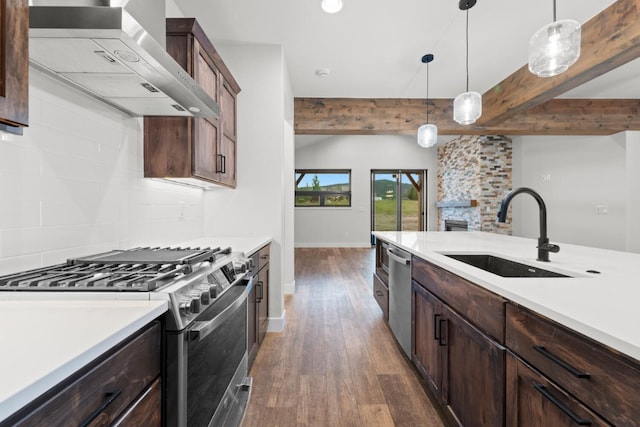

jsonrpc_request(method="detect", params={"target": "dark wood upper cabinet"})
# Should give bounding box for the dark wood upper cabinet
[144,18,240,188]
[0,0,29,135]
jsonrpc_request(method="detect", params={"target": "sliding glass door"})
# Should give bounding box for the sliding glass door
[371,170,426,240]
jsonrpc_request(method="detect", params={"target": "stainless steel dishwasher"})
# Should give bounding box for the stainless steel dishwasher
[387,244,412,356]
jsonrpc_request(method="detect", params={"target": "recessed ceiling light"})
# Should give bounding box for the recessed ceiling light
[321,0,343,14]
[316,68,331,77]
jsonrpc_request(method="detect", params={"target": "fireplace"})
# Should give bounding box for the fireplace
[445,220,468,231]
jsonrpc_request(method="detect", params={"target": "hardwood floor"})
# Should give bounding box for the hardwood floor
[242,248,445,427]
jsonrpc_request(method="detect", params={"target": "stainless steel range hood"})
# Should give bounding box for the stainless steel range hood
[29,0,220,118]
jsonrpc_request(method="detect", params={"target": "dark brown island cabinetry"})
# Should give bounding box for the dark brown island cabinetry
[248,243,270,368]
[0,0,29,135]
[144,18,240,188]
[506,303,640,426]
[372,239,389,320]
[374,239,640,426]
[412,257,506,427]
[3,322,162,427]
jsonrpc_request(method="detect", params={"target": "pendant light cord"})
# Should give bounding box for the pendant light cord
[426,62,430,122]
[465,8,469,92]
[553,0,557,22]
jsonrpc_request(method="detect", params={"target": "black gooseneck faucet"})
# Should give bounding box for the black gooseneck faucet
[496,187,560,262]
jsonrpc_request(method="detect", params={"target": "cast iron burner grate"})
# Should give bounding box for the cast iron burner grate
[68,246,231,266]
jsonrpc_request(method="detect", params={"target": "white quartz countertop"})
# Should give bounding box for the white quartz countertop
[374,231,640,362]
[0,300,167,423]
[181,236,272,256]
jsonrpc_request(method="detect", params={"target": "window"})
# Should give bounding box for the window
[295,170,351,207]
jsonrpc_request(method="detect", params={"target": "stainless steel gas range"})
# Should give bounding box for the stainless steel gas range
[0,246,253,427]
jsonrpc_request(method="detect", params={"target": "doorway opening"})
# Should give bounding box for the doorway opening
[371,170,426,244]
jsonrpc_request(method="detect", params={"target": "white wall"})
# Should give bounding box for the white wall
[295,135,439,247]
[625,132,640,252]
[511,134,628,251]
[0,71,206,275]
[201,43,294,330]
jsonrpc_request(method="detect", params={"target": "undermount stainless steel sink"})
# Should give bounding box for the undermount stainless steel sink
[442,254,573,278]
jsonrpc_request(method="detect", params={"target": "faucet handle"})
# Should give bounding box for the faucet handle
[538,242,560,253]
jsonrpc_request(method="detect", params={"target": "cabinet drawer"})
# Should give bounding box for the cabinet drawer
[506,353,609,427]
[253,244,270,272]
[112,378,161,427]
[412,256,506,343]
[14,323,161,427]
[373,273,388,320]
[506,303,640,426]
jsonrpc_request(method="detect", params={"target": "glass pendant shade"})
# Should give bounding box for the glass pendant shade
[321,0,343,13]
[417,124,438,148]
[529,19,581,77]
[453,91,482,125]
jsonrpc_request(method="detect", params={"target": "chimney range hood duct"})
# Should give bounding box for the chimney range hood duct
[28,0,221,118]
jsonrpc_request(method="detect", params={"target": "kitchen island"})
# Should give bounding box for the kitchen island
[374,230,639,360]
[374,231,640,427]
[0,299,167,424]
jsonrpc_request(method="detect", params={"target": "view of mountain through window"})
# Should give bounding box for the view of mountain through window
[295,170,351,207]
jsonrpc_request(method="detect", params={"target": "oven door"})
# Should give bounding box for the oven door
[166,279,252,427]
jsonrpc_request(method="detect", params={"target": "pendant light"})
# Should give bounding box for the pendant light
[528,0,581,77]
[417,54,438,148]
[453,0,481,125]
[321,0,343,13]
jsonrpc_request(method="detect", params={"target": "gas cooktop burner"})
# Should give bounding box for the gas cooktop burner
[0,246,232,292]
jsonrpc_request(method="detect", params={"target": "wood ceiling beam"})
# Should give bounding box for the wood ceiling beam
[294,98,640,136]
[477,0,640,126]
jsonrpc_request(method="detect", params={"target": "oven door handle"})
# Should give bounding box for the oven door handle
[189,285,249,342]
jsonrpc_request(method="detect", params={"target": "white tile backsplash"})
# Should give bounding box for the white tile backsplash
[0,71,205,275]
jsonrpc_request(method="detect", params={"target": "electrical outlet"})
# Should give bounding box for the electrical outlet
[541,173,551,182]
[595,205,608,215]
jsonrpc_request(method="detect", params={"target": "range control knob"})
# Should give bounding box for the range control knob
[233,259,250,274]
[195,286,213,304]
[190,290,206,306]
[179,297,201,316]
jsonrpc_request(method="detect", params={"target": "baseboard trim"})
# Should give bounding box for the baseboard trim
[267,310,286,332]
[284,280,295,294]
[294,243,372,248]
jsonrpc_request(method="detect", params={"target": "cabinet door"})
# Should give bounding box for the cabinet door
[412,281,444,401]
[218,133,236,187]
[192,118,220,181]
[0,0,29,134]
[257,265,269,344]
[192,39,221,182]
[506,353,609,427]
[442,304,505,427]
[193,39,219,102]
[221,82,237,138]
[218,82,237,187]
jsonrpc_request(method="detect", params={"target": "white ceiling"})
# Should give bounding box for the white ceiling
[173,0,640,101]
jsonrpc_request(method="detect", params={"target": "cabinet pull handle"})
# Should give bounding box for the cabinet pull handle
[256,281,263,301]
[375,290,384,297]
[222,155,226,174]
[79,390,122,427]
[216,154,223,173]
[260,255,269,260]
[534,346,590,379]
[434,314,442,340]
[438,318,448,346]
[534,384,592,425]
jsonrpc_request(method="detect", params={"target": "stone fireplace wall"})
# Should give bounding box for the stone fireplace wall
[437,135,512,234]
